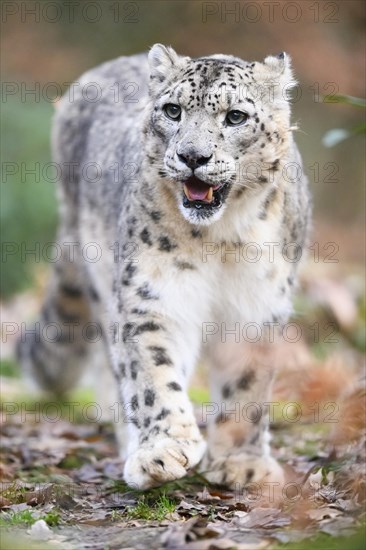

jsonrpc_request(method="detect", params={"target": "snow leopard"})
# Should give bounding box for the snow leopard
[18,45,311,490]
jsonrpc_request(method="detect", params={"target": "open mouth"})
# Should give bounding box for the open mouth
[182,176,227,210]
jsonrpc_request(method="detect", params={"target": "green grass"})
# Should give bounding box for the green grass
[110,471,211,500]
[0,360,20,378]
[42,510,60,527]
[272,527,366,550]
[127,493,176,521]
[0,483,27,505]
[0,509,36,527]
[0,508,60,528]
[111,493,177,522]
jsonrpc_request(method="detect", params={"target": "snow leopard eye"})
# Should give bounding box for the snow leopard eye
[225,110,248,126]
[163,104,181,121]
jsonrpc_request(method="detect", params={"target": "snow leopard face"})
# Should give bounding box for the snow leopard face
[145,45,296,226]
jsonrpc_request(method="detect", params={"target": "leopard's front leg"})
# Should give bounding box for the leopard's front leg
[202,339,284,492]
[111,285,205,489]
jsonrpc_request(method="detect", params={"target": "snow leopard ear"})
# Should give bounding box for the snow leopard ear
[148,44,188,83]
[263,52,296,89]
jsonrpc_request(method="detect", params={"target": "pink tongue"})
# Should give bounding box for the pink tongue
[188,188,209,200]
[185,177,210,200]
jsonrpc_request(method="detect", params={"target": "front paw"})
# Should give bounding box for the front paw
[124,436,206,489]
[202,452,284,490]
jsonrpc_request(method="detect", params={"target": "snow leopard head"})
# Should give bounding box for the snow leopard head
[145,44,296,226]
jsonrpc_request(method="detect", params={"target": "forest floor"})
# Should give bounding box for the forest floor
[1,258,365,550]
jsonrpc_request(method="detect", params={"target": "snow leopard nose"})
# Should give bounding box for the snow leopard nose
[177,151,213,171]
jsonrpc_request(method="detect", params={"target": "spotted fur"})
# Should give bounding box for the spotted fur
[18,45,311,490]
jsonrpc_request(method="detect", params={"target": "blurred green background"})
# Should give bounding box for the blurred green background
[1,0,365,298]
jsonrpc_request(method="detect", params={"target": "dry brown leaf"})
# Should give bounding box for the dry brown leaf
[197,488,221,503]
[231,507,291,529]
[74,463,103,483]
[161,516,269,550]
[176,499,208,515]
[319,516,356,537]
[0,496,11,508]
[26,484,55,506]
[307,506,342,521]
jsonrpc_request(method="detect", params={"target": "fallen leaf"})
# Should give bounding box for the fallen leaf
[319,516,356,536]
[102,459,124,480]
[307,506,342,521]
[233,511,248,519]
[176,499,208,516]
[197,487,221,503]
[74,463,103,483]
[161,517,216,548]
[0,496,11,508]
[232,507,291,529]
[26,484,55,506]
